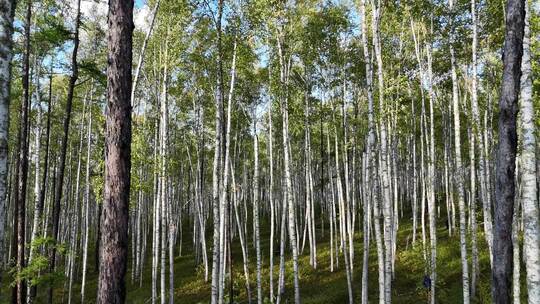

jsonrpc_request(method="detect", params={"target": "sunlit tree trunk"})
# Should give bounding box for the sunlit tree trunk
[519,3,540,303]
[268,105,276,303]
[27,61,42,276]
[470,0,493,262]
[277,32,300,303]
[468,127,479,298]
[334,130,353,304]
[81,84,94,303]
[426,40,437,304]
[450,27,470,302]
[511,179,520,304]
[211,2,225,302]
[67,90,88,304]
[217,33,237,304]
[231,160,252,303]
[14,1,32,301]
[371,1,392,301]
[0,0,16,282]
[158,32,170,304]
[130,0,160,107]
[97,0,133,302]
[253,118,262,304]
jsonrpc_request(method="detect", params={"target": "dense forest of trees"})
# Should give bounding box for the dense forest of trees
[0,0,539,303]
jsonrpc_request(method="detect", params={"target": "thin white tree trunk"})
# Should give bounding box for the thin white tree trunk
[231,160,252,303]
[168,182,175,304]
[470,0,493,262]
[131,0,160,106]
[512,177,520,304]
[268,107,276,303]
[28,62,42,277]
[276,181,288,304]
[253,119,262,304]
[160,40,170,304]
[217,35,237,304]
[371,1,392,301]
[334,131,354,304]
[0,0,15,278]
[277,32,300,303]
[451,29,470,303]
[152,120,160,304]
[211,3,225,302]
[468,127,479,297]
[424,41,437,304]
[68,90,88,304]
[519,4,540,301]
[360,1,384,300]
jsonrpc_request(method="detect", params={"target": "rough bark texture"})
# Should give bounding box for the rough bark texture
[519,3,540,302]
[0,0,16,281]
[359,0,377,301]
[210,2,224,302]
[253,130,262,304]
[492,0,525,302]
[371,2,392,302]
[449,2,469,301]
[451,47,470,304]
[14,1,32,301]
[97,0,134,303]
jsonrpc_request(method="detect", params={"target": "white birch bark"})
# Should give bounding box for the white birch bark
[451,33,470,303]
[359,0,380,300]
[268,106,276,303]
[519,3,540,301]
[80,83,94,302]
[277,31,300,303]
[131,0,160,107]
[468,127,479,297]
[211,2,225,301]
[423,42,437,304]
[217,35,237,304]
[253,119,262,304]
[159,40,170,304]
[470,0,493,261]
[334,131,354,303]
[0,0,16,278]
[28,61,42,274]
[67,90,87,304]
[512,178,520,304]
[230,160,252,303]
[371,1,392,301]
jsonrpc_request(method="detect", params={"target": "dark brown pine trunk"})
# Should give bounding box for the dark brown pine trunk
[12,1,31,302]
[48,1,81,302]
[97,0,134,302]
[492,0,526,303]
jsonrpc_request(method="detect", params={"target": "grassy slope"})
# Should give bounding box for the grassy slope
[3,215,526,303]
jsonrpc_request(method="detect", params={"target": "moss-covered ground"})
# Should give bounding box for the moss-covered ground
[2,214,527,303]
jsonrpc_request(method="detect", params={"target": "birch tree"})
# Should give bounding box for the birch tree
[0,0,16,283]
[519,2,540,302]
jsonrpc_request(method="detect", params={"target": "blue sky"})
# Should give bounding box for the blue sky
[135,0,145,9]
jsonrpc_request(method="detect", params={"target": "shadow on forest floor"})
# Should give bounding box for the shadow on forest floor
[1,214,527,303]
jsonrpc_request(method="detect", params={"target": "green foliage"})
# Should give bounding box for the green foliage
[9,237,67,288]
[79,60,106,86]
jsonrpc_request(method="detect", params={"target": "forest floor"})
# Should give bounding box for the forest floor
[2,215,523,303]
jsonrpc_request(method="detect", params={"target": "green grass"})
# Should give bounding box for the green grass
[2,215,527,303]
